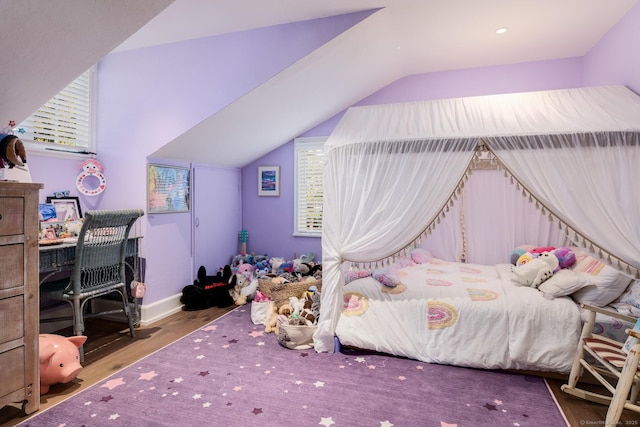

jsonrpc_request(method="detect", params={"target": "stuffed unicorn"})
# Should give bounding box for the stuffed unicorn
[511,251,559,288]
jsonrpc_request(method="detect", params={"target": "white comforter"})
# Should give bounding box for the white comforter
[335,258,582,373]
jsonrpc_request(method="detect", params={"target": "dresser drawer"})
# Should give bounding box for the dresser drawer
[0,197,24,236]
[0,295,25,344]
[0,244,24,291]
[0,346,25,398]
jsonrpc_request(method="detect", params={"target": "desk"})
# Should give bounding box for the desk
[39,237,143,324]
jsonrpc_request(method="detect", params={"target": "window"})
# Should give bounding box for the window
[17,66,96,155]
[294,136,326,236]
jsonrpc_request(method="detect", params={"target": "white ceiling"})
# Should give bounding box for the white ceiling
[3,0,638,167]
[0,0,173,126]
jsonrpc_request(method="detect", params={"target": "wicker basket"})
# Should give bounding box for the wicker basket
[258,278,322,308]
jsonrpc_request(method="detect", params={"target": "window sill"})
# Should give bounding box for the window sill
[24,140,95,160]
[292,232,322,238]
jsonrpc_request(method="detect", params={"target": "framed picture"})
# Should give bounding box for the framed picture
[258,166,280,196]
[45,196,83,221]
[147,164,191,213]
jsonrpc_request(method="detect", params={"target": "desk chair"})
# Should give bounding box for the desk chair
[40,209,144,359]
[561,304,640,425]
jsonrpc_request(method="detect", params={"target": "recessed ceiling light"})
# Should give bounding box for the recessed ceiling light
[496,27,508,34]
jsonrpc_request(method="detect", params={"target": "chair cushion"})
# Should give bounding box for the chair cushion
[584,335,640,372]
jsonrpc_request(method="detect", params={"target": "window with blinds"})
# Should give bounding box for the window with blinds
[294,136,326,237]
[17,66,95,154]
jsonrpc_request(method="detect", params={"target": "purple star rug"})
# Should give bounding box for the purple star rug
[19,307,568,427]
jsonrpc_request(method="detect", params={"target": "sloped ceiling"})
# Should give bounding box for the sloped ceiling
[0,0,174,125]
[143,0,640,167]
[2,0,638,168]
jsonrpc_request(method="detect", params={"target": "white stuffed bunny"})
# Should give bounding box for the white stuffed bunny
[511,251,559,288]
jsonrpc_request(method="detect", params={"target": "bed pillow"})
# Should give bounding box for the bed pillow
[537,269,592,299]
[609,279,640,317]
[411,248,433,264]
[372,268,400,288]
[569,254,633,306]
[344,270,371,285]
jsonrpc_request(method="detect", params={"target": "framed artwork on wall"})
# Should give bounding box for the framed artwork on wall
[147,164,191,213]
[45,196,83,221]
[258,165,280,196]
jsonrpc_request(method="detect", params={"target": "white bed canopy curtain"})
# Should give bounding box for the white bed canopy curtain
[315,85,640,352]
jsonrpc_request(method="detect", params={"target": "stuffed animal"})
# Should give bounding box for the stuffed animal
[265,302,279,334]
[237,263,254,280]
[254,261,271,278]
[299,252,315,264]
[277,261,294,275]
[298,291,321,325]
[511,251,559,288]
[279,303,293,317]
[553,247,576,270]
[269,257,286,274]
[0,134,27,168]
[277,303,293,324]
[180,265,236,310]
[288,296,306,316]
[293,258,310,275]
[230,274,249,306]
[254,290,270,302]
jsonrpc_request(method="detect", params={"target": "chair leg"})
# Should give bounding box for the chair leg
[605,347,640,426]
[118,289,135,338]
[566,310,597,389]
[73,297,87,363]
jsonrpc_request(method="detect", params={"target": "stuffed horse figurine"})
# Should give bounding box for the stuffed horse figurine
[0,134,27,168]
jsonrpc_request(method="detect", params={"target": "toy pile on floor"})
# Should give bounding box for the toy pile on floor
[180,265,249,311]
[260,286,321,336]
[228,251,323,349]
[180,251,322,314]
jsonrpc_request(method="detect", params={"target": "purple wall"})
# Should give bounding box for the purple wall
[583,1,640,92]
[29,3,640,307]
[31,12,370,305]
[241,1,640,260]
[241,57,585,259]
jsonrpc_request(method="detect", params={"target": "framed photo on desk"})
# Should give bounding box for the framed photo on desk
[45,196,83,221]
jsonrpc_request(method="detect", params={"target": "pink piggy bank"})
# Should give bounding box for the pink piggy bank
[39,334,87,394]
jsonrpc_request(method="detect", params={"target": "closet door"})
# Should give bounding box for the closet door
[192,165,241,279]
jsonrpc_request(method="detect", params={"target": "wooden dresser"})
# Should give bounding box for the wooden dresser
[0,182,42,415]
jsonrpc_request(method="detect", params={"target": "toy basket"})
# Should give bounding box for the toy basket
[258,278,322,308]
[278,322,317,350]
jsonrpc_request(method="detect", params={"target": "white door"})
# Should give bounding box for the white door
[192,165,242,279]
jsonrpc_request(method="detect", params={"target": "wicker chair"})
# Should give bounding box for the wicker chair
[561,304,640,425]
[40,209,144,359]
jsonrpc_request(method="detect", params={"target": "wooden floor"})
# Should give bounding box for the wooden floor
[1,307,637,426]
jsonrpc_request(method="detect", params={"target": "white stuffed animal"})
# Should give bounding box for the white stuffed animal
[511,251,559,288]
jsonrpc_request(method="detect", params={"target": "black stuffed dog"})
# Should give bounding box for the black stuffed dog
[180,265,236,311]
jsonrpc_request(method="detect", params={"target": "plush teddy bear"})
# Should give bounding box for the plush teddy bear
[279,302,293,316]
[264,302,280,335]
[511,251,559,288]
[230,274,250,306]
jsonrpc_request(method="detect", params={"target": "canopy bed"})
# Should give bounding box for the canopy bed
[314,85,640,373]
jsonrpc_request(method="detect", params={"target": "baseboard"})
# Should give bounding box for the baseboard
[40,304,73,333]
[138,293,184,326]
[43,293,185,331]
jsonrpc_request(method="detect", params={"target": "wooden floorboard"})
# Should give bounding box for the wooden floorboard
[1,307,637,426]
